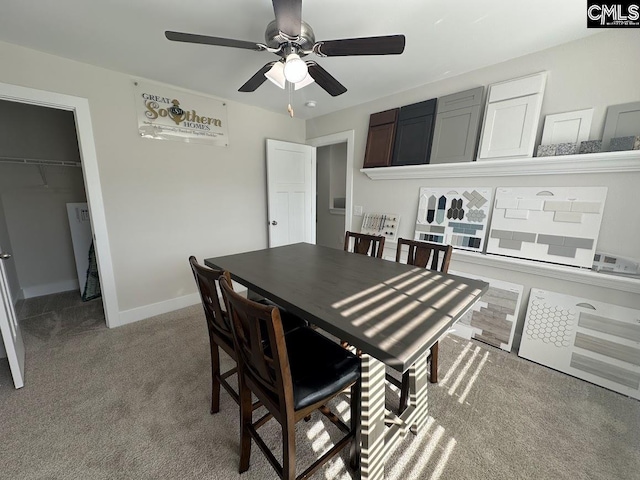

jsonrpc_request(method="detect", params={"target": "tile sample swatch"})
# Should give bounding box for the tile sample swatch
[487,186,607,268]
[519,288,640,400]
[449,271,523,351]
[415,187,492,252]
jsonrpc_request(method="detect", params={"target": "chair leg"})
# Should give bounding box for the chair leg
[429,342,439,384]
[210,342,221,414]
[349,380,361,471]
[398,372,410,413]
[282,419,296,480]
[238,379,252,473]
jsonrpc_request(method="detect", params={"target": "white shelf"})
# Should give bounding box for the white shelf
[453,250,640,294]
[382,241,640,294]
[361,150,640,180]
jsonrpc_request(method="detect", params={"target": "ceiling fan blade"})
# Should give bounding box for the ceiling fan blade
[165,31,263,51]
[306,62,347,97]
[239,63,276,92]
[313,34,406,57]
[272,0,302,38]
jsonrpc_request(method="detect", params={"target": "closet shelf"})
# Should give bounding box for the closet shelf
[0,156,81,167]
[361,150,640,180]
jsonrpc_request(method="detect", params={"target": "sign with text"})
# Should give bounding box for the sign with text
[133,80,229,146]
[587,2,640,27]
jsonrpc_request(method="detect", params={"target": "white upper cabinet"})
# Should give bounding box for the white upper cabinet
[477,72,547,160]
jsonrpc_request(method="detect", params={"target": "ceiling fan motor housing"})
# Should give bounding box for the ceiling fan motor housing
[265,20,315,54]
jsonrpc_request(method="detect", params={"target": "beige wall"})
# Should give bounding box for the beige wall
[0,40,305,321]
[306,30,640,345]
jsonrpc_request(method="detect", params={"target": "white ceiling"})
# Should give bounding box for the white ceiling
[0,0,598,119]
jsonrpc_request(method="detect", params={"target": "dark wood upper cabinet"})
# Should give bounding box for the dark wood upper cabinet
[391,98,437,166]
[362,108,399,168]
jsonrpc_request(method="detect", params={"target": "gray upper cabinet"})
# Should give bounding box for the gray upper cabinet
[429,87,484,164]
[391,98,437,166]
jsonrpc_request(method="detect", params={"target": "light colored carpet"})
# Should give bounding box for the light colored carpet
[1,297,639,480]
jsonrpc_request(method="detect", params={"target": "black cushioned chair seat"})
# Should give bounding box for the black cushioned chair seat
[284,327,361,410]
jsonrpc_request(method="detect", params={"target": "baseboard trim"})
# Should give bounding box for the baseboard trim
[115,293,201,328]
[22,280,79,299]
[112,282,249,329]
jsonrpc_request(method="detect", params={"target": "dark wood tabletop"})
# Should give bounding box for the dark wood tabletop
[206,243,488,373]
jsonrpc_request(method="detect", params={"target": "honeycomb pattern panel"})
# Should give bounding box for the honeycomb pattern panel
[519,288,640,401]
[524,300,576,347]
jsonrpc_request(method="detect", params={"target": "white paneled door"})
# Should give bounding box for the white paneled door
[0,248,25,388]
[266,139,316,248]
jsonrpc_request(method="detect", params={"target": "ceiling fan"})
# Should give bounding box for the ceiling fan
[165,0,406,97]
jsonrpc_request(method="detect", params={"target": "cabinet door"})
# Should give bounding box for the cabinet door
[362,109,398,168]
[477,72,546,160]
[391,99,437,166]
[601,101,640,151]
[430,87,484,164]
[479,94,541,159]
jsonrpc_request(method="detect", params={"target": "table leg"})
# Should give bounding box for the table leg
[407,350,429,433]
[360,353,386,480]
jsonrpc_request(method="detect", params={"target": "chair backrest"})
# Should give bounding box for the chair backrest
[219,276,293,415]
[344,231,385,258]
[395,238,452,273]
[189,256,234,343]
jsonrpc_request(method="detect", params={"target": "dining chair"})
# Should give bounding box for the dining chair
[189,256,305,414]
[219,276,361,480]
[391,239,453,412]
[343,231,386,258]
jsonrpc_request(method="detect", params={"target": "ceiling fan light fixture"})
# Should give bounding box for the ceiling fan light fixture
[283,53,308,83]
[294,72,315,90]
[265,61,286,89]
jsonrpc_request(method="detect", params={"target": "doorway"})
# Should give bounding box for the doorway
[0,82,117,330]
[0,100,105,331]
[308,131,354,249]
[315,142,347,249]
[0,100,105,357]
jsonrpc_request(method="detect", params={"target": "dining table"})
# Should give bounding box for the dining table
[205,242,488,480]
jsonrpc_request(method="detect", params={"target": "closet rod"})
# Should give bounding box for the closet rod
[0,156,81,167]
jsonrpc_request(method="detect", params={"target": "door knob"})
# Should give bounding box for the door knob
[0,252,11,260]
[271,221,278,226]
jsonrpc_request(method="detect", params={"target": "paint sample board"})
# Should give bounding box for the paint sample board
[449,271,523,352]
[519,289,640,400]
[487,187,607,268]
[415,187,492,252]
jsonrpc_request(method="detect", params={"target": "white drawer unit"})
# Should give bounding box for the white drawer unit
[519,288,640,400]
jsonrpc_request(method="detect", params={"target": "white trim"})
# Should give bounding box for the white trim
[22,279,79,299]
[0,82,119,328]
[307,130,355,233]
[118,293,200,327]
[361,150,640,180]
